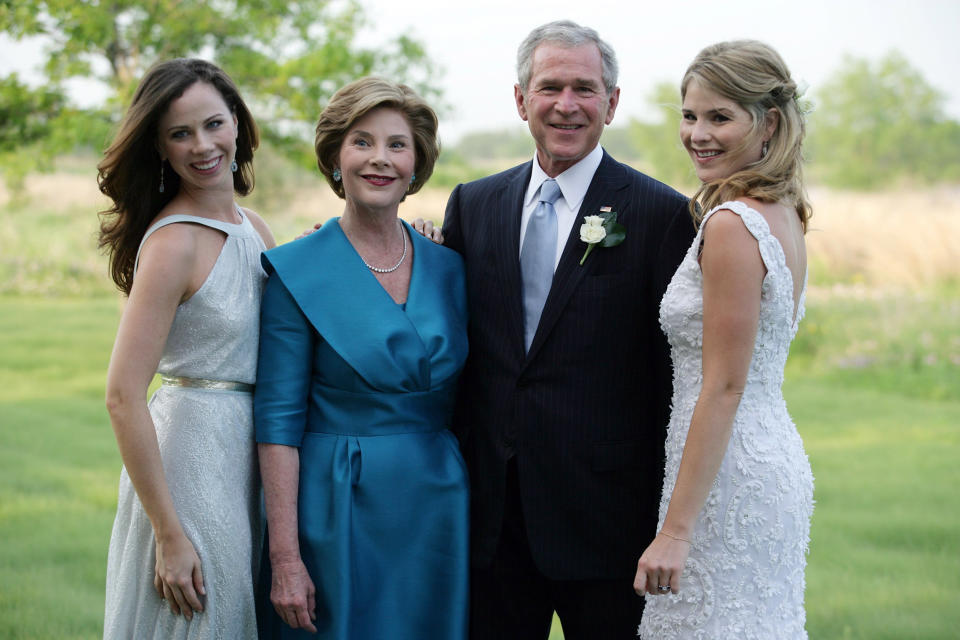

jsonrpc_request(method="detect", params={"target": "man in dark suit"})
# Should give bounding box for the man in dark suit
[441,20,695,639]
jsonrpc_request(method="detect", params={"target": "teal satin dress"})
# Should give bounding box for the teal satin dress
[254,219,469,639]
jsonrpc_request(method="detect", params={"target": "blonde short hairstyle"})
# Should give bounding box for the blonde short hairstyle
[682,40,811,231]
[314,77,440,198]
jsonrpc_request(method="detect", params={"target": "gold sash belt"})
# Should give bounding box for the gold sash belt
[160,375,254,393]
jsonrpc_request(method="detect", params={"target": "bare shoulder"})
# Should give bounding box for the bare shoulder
[241,207,276,249]
[702,207,757,249]
[139,220,199,266]
[700,207,766,282]
[137,221,201,275]
[734,197,802,238]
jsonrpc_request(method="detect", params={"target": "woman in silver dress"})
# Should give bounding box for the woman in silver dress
[98,59,274,639]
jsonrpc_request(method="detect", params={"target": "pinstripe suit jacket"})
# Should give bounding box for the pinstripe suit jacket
[442,150,695,580]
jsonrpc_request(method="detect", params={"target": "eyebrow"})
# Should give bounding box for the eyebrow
[537,77,601,87]
[165,112,227,133]
[682,107,735,115]
[349,130,412,140]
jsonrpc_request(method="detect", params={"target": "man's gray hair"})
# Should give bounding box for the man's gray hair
[516,20,619,95]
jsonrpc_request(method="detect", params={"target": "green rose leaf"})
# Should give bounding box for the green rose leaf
[601,222,626,247]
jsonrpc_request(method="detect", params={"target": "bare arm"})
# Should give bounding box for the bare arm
[254,273,318,632]
[635,210,765,596]
[104,225,206,618]
[258,443,317,632]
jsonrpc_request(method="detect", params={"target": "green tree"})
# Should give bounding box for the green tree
[627,81,696,189]
[0,73,111,192]
[0,0,440,174]
[808,51,960,188]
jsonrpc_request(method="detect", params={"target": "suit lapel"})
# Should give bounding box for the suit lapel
[524,152,629,363]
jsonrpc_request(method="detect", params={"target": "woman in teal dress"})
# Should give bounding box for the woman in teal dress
[254,77,469,639]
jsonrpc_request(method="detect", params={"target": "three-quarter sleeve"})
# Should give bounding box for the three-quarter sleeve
[254,273,313,446]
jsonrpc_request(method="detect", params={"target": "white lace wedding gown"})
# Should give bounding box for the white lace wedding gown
[640,201,814,639]
[103,211,265,639]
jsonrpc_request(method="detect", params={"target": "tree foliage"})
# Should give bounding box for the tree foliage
[0,0,441,175]
[0,73,112,191]
[807,51,960,188]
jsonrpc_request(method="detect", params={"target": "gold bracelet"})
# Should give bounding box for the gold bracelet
[659,530,691,544]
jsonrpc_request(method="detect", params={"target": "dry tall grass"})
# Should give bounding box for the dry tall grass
[2,170,958,294]
[806,186,960,290]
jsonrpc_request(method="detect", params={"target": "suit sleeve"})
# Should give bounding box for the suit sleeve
[650,199,696,435]
[442,183,466,257]
[254,273,313,447]
[655,199,696,298]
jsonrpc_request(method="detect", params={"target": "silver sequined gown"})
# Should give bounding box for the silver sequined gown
[104,211,266,640]
[640,201,814,639]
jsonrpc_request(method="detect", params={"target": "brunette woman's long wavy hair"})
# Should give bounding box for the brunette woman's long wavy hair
[682,41,811,231]
[97,58,259,295]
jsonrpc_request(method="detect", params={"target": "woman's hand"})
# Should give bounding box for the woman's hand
[154,533,205,619]
[412,218,444,244]
[270,557,318,632]
[633,532,691,596]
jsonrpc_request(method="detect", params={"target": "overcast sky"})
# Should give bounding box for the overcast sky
[2,0,958,142]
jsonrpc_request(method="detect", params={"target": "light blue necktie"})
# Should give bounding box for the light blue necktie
[521,178,561,352]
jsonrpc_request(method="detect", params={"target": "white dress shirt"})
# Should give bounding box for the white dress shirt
[518,144,604,270]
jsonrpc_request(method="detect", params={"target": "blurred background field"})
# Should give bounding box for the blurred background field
[1,157,959,639]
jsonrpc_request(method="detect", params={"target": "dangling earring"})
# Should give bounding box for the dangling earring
[408,173,416,190]
[332,168,341,182]
[159,162,165,193]
[230,159,238,172]
[761,140,769,158]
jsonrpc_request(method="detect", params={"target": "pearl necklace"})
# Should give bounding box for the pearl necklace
[362,221,407,273]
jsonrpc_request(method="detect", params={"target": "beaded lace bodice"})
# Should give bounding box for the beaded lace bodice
[640,200,814,639]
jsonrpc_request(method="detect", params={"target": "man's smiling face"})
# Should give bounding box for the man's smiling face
[515,41,619,177]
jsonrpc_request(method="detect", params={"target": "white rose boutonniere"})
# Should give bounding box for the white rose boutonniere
[579,208,626,265]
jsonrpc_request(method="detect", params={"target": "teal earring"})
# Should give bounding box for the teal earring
[332,168,341,182]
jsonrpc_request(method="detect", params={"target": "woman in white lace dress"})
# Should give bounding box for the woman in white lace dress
[98,59,275,639]
[635,41,814,639]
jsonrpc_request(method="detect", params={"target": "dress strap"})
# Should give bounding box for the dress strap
[133,206,246,275]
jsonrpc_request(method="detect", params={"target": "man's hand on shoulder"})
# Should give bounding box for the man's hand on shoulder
[412,218,444,245]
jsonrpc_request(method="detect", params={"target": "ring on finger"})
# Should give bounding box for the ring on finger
[657,584,671,593]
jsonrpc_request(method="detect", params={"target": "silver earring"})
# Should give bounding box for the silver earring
[159,162,165,193]
[761,140,769,158]
[332,168,341,182]
[230,159,238,172]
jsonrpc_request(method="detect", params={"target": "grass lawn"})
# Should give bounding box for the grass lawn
[1,295,958,639]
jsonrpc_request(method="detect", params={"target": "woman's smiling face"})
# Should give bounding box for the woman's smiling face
[337,106,416,216]
[157,81,238,193]
[680,78,764,183]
